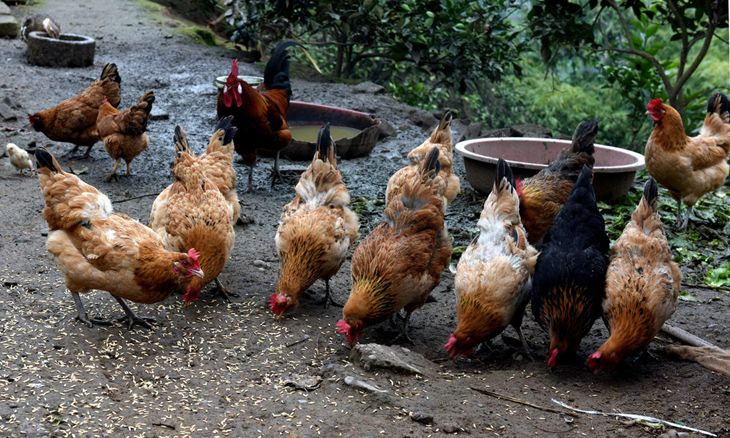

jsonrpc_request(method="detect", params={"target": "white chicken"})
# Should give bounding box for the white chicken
[6,143,35,176]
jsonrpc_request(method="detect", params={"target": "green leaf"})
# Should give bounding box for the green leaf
[645,24,660,38]
[705,262,730,288]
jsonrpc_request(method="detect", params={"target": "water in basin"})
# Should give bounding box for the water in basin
[290,125,362,142]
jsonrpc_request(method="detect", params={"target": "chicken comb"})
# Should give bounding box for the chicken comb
[187,248,201,261]
[444,333,458,355]
[335,319,350,334]
[647,98,663,111]
[586,350,602,370]
[228,59,239,84]
[515,178,523,197]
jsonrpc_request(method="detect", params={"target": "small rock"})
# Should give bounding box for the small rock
[343,375,388,393]
[0,103,16,121]
[421,114,439,131]
[253,260,270,268]
[450,119,482,143]
[0,3,10,15]
[398,124,410,131]
[510,123,552,138]
[236,214,256,226]
[378,119,397,139]
[352,81,384,94]
[282,374,322,391]
[410,412,433,424]
[481,127,512,138]
[351,343,427,374]
[0,15,20,39]
[442,423,460,433]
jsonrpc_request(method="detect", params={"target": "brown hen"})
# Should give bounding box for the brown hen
[271,123,360,320]
[337,147,452,346]
[35,148,203,329]
[96,90,155,181]
[30,63,121,157]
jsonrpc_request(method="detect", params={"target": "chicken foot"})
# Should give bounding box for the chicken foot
[213,278,239,302]
[105,158,122,182]
[680,205,693,231]
[389,311,415,345]
[112,295,155,329]
[71,291,112,327]
[305,280,342,308]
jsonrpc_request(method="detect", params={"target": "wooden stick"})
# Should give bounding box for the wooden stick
[552,400,717,437]
[660,323,717,348]
[470,387,565,415]
[682,282,730,293]
[112,193,160,204]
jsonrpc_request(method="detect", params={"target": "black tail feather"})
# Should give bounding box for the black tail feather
[708,92,730,117]
[643,177,658,211]
[100,63,121,85]
[174,125,189,158]
[495,158,516,190]
[316,122,337,161]
[215,115,233,133]
[35,148,57,173]
[263,40,302,94]
[141,91,155,114]
[570,118,600,154]
[573,165,594,192]
[423,147,441,177]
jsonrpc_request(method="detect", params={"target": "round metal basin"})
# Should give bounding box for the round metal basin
[455,137,646,201]
[26,32,95,67]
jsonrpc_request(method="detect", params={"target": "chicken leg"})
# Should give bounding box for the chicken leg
[389,311,415,345]
[71,291,111,327]
[213,278,239,302]
[106,158,122,182]
[270,151,283,189]
[112,295,155,329]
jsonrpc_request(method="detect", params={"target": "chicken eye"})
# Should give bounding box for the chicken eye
[182,261,189,266]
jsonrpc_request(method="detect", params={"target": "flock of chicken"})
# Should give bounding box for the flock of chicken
[6,40,730,372]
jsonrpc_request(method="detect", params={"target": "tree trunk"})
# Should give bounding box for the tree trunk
[333,30,345,78]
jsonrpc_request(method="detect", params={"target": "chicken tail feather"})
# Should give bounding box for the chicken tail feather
[643,177,658,213]
[495,158,516,193]
[419,147,441,181]
[100,63,121,85]
[34,147,59,173]
[174,125,191,159]
[708,92,730,121]
[316,122,337,166]
[570,118,600,154]
[139,90,155,115]
[430,109,453,143]
[263,40,303,94]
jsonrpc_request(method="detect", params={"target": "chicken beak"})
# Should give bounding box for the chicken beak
[275,314,282,322]
[644,110,649,115]
[191,269,204,279]
[184,299,191,308]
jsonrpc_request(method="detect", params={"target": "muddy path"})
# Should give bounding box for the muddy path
[0,0,728,437]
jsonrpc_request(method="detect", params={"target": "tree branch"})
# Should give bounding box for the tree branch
[674,21,716,94]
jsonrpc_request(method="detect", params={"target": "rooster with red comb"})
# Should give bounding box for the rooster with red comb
[217,40,302,191]
[644,92,730,230]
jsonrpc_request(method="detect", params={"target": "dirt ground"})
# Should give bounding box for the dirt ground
[0,0,728,437]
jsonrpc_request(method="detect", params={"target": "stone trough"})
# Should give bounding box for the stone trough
[26,31,95,67]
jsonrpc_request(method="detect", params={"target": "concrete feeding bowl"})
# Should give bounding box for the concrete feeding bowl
[26,32,95,67]
[279,101,381,161]
[455,137,645,201]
